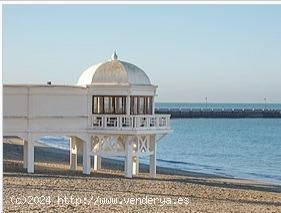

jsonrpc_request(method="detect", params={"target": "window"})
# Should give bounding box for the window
[130,96,153,115]
[115,96,126,114]
[93,96,104,114]
[147,96,152,114]
[139,97,145,114]
[92,96,126,114]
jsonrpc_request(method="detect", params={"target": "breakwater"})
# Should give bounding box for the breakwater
[155,108,281,118]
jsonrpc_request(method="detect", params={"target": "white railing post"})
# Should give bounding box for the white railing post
[118,116,121,129]
[90,115,93,128]
[130,116,134,129]
[91,114,170,130]
[156,116,159,128]
[117,116,120,129]
[104,116,107,128]
[135,117,138,129]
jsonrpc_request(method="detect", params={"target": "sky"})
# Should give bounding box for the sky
[3,5,281,103]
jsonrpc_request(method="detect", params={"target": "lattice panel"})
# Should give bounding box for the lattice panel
[137,135,150,153]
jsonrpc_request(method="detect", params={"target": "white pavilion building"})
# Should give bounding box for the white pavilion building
[3,52,171,178]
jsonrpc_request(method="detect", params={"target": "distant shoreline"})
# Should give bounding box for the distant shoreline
[155,102,281,110]
[156,102,281,105]
[155,108,281,118]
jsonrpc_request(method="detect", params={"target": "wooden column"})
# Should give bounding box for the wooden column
[23,139,28,169]
[27,135,34,173]
[83,139,91,175]
[93,155,101,171]
[126,95,130,115]
[152,96,155,115]
[149,135,157,178]
[133,156,139,175]
[69,137,77,171]
[125,140,133,178]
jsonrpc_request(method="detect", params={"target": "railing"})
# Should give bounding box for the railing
[91,114,171,130]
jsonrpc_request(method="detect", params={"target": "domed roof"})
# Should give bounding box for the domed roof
[77,52,151,86]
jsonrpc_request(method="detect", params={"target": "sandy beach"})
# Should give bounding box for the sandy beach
[3,139,281,212]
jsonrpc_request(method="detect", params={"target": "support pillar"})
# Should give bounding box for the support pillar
[69,137,77,171]
[83,140,91,175]
[124,157,127,173]
[126,95,130,115]
[23,139,28,169]
[149,135,157,178]
[125,140,133,178]
[93,155,101,171]
[27,135,34,173]
[132,156,139,175]
[152,96,155,115]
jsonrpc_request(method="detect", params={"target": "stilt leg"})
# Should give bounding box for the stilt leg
[23,140,28,169]
[27,138,34,173]
[69,137,77,171]
[133,156,139,175]
[125,141,133,178]
[93,155,101,171]
[149,136,157,178]
[124,157,127,174]
[83,141,91,175]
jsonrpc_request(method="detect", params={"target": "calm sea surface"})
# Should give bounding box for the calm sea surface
[39,103,281,185]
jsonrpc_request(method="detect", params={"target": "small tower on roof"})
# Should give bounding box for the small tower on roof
[111,50,118,60]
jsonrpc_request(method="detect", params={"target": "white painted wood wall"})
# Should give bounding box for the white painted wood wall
[3,84,169,178]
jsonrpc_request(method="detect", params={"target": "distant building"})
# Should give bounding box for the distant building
[3,52,171,178]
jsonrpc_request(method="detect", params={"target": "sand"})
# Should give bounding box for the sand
[3,140,281,212]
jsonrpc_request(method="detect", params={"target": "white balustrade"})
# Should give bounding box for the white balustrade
[91,114,170,130]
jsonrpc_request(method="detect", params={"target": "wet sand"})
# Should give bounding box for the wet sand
[3,140,281,212]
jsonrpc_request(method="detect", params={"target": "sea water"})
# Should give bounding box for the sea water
[158,118,281,184]
[39,103,281,185]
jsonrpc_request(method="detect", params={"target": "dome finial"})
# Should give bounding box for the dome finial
[111,50,118,60]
